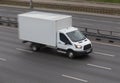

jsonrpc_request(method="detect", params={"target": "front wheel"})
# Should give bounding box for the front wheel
[67,51,75,59]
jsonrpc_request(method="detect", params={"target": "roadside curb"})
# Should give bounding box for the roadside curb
[0,0,120,16]
[0,4,120,19]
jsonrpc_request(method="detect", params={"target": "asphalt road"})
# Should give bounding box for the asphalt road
[0,6,120,32]
[0,6,120,83]
[0,26,120,83]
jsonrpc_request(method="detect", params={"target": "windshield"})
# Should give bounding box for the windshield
[67,30,86,42]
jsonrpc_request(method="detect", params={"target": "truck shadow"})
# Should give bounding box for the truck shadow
[37,47,91,60]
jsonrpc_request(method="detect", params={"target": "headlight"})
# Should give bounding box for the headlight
[75,44,82,49]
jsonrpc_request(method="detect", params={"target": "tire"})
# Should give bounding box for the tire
[31,44,39,52]
[67,50,75,59]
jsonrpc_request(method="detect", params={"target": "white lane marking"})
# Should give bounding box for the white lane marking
[62,74,88,83]
[0,58,7,61]
[87,64,112,70]
[94,52,115,57]
[16,48,33,53]
[92,41,120,48]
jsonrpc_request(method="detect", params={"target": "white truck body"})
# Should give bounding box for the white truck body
[18,11,92,58]
[18,11,72,47]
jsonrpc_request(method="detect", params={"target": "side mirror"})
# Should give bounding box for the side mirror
[65,42,67,45]
[65,42,69,45]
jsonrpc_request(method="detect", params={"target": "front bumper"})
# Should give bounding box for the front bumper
[74,48,93,56]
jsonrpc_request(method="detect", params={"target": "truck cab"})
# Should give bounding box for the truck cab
[57,27,92,58]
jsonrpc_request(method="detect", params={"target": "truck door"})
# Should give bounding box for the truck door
[57,33,72,51]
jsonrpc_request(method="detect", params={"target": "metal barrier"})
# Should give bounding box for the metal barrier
[78,27,120,41]
[0,16,120,41]
[0,16,17,27]
[0,0,120,15]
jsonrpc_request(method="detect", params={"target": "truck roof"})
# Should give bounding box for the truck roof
[18,11,72,20]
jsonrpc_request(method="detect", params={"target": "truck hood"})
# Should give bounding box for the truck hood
[74,38,91,46]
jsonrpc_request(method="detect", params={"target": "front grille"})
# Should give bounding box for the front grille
[84,44,91,50]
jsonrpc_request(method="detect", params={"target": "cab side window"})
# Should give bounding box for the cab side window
[60,33,71,45]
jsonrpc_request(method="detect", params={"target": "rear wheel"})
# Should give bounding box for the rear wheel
[31,43,39,52]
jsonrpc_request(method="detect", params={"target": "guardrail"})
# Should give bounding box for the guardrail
[79,27,120,42]
[0,16,120,42]
[0,16,17,27]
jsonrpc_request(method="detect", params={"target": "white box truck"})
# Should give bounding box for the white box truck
[18,11,92,58]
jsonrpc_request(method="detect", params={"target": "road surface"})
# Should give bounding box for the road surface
[0,26,120,83]
[0,6,120,83]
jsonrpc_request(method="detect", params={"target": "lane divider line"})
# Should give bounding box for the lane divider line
[87,64,112,70]
[94,52,115,57]
[16,48,33,53]
[0,58,7,61]
[62,74,88,82]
